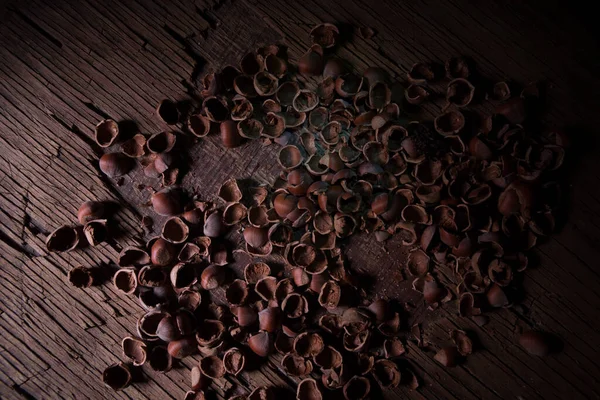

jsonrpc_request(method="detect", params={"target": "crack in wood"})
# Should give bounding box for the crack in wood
[81,101,112,121]
[11,383,37,400]
[47,112,103,158]
[194,5,219,39]
[9,8,63,49]
[127,28,151,51]
[0,227,40,258]
[162,24,206,83]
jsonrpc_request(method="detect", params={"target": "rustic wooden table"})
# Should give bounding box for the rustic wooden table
[1,0,599,399]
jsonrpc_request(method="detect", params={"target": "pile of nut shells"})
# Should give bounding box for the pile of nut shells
[47,22,567,399]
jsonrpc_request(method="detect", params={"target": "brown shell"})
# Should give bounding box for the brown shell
[156,99,180,125]
[151,188,183,216]
[254,71,279,96]
[236,305,258,327]
[226,279,249,306]
[407,248,430,277]
[223,347,246,375]
[518,330,551,356]
[138,266,166,287]
[244,262,271,284]
[294,332,325,358]
[282,353,313,376]
[203,96,230,122]
[298,45,324,76]
[237,118,263,139]
[281,293,309,319]
[447,78,475,107]
[196,319,225,348]
[276,81,300,108]
[310,23,339,48]
[414,159,443,185]
[434,346,460,367]
[188,113,211,137]
[46,225,80,252]
[122,336,147,366]
[113,268,138,295]
[121,134,146,158]
[492,81,511,101]
[343,376,370,400]
[161,216,189,244]
[262,112,286,138]
[383,337,406,358]
[268,223,293,247]
[248,331,273,357]
[446,57,470,79]
[408,62,435,83]
[372,359,401,388]
[68,265,94,288]
[178,290,202,311]
[318,280,341,309]
[434,110,465,136]
[369,81,391,110]
[264,53,287,78]
[102,362,132,390]
[451,329,473,356]
[184,391,206,400]
[275,331,295,355]
[147,131,176,154]
[293,90,319,113]
[200,355,225,379]
[402,204,431,225]
[95,119,120,148]
[240,51,263,75]
[259,306,282,332]
[99,152,134,178]
[335,73,364,97]
[324,58,345,79]
[278,145,304,170]
[255,276,278,301]
[405,84,430,105]
[170,263,197,289]
[343,330,369,352]
[309,107,330,130]
[297,378,323,400]
[223,202,248,225]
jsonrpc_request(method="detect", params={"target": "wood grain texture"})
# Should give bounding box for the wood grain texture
[1,0,599,399]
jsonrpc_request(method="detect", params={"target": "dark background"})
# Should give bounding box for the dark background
[0,0,599,399]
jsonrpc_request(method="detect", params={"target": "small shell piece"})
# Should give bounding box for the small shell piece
[297,378,323,400]
[95,119,120,148]
[156,99,180,124]
[518,330,551,356]
[223,347,246,375]
[68,266,94,288]
[446,78,475,107]
[310,23,339,48]
[102,362,131,391]
[46,225,80,252]
[122,336,147,366]
[121,134,146,158]
[188,113,211,137]
[113,268,138,295]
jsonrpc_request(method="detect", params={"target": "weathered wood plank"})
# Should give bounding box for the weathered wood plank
[1,0,600,399]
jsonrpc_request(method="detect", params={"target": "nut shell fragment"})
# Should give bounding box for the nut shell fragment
[95,119,120,148]
[519,330,551,356]
[46,225,80,252]
[223,347,246,375]
[68,265,94,288]
[102,362,131,391]
[310,23,339,48]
